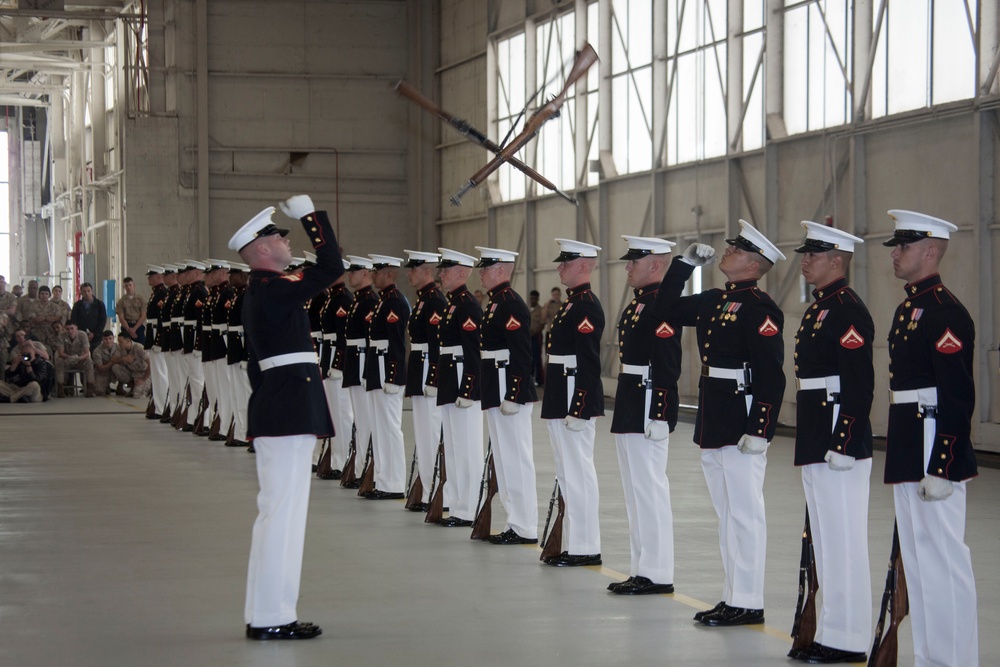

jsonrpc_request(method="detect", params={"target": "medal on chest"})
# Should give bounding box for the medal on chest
[907,308,923,331]
[722,301,741,323]
[814,309,829,330]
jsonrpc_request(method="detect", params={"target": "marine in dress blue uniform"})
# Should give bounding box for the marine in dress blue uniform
[228,195,343,641]
[341,256,379,486]
[362,254,411,498]
[475,246,539,544]
[431,248,484,527]
[224,263,252,448]
[203,260,234,441]
[180,260,209,432]
[882,210,978,667]
[318,261,354,477]
[660,220,786,627]
[540,239,605,566]
[164,264,187,422]
[145,265,169,419]
[790,222,873,664]
[608,236,688,595]
[403,250,446,511]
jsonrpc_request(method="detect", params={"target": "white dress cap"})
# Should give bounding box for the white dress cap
[227,206,289,252]
[795,221,864,254]
[228,262,251,273]
[342,259,352,270]
[286,257,305,270]
[403,249,442,268]
[345,255,374,271]
[437,248,477,268]
[882,209,958,247]
[302,251,317,266]
[475,246,519,268]
[205,259,231,271]
[553,238,601,262]
[725,219,786,263]
[620,235,676,260]
[369,254,404,268]
[182,259,207,271]
[146,265,165,276]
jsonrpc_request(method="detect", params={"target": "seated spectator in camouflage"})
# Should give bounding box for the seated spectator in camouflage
[11,329,49,359]
[0,377,43,403]
[28,286,65,351]
[5,340,53,400]
[55,322,96,397]
[91,330,119,395]
[110,331,150,398]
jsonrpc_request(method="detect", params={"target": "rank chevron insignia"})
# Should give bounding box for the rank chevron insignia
[387,310,399,323]
[935,328,963,354]
[336,306,348,317]
[757,316,779,336]
[655,322,675,338]
[840,326,865,349]
[462,317,477,331]
[428,312,442,325]
[505,316,521,331]
[577,317,595,334]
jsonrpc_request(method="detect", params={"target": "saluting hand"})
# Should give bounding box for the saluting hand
[679,243,717,267]
[279,194,316,220]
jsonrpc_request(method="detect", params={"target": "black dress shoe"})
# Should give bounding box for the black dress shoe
[693,601,726,622]
[208,434,228,441]
[317,469,342,480]
[311,464,319,473]
[246,621,322,641]
[439,516,473,527]
[225,439,246,448]
[551,553,602,567]
[610,575,673,595]
[608,576,636,592]
[541,550,567,565]
[146,413,162,420]
[246,444,255,454]
[488,528,538,545]
[406,502,429,512]
[358,490,377,499]
[366,490,404,500]
[341,479,362,489]
[181,424,195,432]
[795,642,867,664]
[699,604,764,626]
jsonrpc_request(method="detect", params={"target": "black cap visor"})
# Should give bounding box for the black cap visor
[882,229,932,247]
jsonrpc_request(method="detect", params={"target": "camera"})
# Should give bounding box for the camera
[23,355,30,361]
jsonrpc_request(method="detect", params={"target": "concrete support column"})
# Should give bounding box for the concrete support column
[975,110,995,423]
[764,0,784,137]
[195,0,209,257]
[980,0,999,95]
[853,0,873,122]
[727,0,744,153]
[407,0,441,250]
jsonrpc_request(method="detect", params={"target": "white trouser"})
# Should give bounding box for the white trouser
[183,351,206,427]
[149,350,169,414]
[167,350,185,408]
[348,385,373,477]
[893,482,978,667]
[546,419,600,555]
[440,401,484,521]
[368,388,406,493]
[701,445,767,609]
[486,405,538,539]
[203,358,219,428]
[411,395,442,504]
[231,363,251,442]
[322,376,354,470]
[801,459,872,652]
[616,432,673,584]
[244,435,314,627]
[215,359,236,437]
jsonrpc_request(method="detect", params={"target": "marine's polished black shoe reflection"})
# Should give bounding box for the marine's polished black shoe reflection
[245,621,322,641]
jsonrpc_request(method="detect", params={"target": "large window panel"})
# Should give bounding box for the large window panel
[932,0,977,106]
[496,32,527,201]
[783,0,851,134]
[611,0,653,174]
[535,11,578,194]
[742,30,765,151]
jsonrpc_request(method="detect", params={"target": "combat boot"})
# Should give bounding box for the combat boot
[85,384,96,398]
[56,383,66,398]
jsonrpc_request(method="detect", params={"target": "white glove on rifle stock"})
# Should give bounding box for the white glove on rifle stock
[383,383,402,395]
[455,396,474,409]
[737,434,768,455]
[678,243,717,267]
[423,385,437,397]
[644,420,671,442]
[563,415,588,432]
[500,400,520,416]
[328,368,343,380]
[917,475,954,502]
[824,450,855,471]
[279,194,315,219]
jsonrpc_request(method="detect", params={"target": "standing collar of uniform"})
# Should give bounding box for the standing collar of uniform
[903,273,942,297]
[724,279,758,292]
[487,281,511,299]
[448,284,469,299]
[566,283,591,298]
[416,281,438,297]
[378,283,398,295]
[633,282,659,298]
[331,282,348,294]
[357,284,376,295]
[811,276,848,301]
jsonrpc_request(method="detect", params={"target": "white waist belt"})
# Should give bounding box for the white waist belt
[183,319,196,326]
[370,339,389,352]
[229,325,243,333]
[148,319,158,327]
[346,338,366,348]
[311,330,322,338]
[889,387,938,405]
[481,349,510,363]
[323,333,336,342]
[440,345,464,357]
[258,352,318,371]
[620,363,650,380]
[547,354,577,368]
[796,375,840,392]
[411,343,429,353]
[211,324,226,331]
[702,365,744,381]
[171,317,184,324]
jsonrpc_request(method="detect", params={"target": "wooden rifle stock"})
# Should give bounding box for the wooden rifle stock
[145,393,156,418]
[392,81,577,205]
[208,411,221,439]
[316,437,333,478]
[404,447,420,508]
[869,524,908,667]
[340,423,358,487]
[172,383,191,428]
[453,43,598,204]
[789,510,819,655]
[405,476,423,510]
[470,444,498,540]
[192,388,210,435]
[539,479,565,562]
[224,417,235,446]
[357,438,375,496]
[425,440,447,524]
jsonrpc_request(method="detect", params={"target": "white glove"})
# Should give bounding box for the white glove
[456,396,474,409]
[328,368,344,380]
[423,385,438,397]
[563,415,588,432]
[500,400,520,416]
[644,420,671,442]
[383,383,401,395]
[737,434,769,455]
[279,194,315,219]
[825,450,855,471]
[678,243,717,267]
[917,475,954,502]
